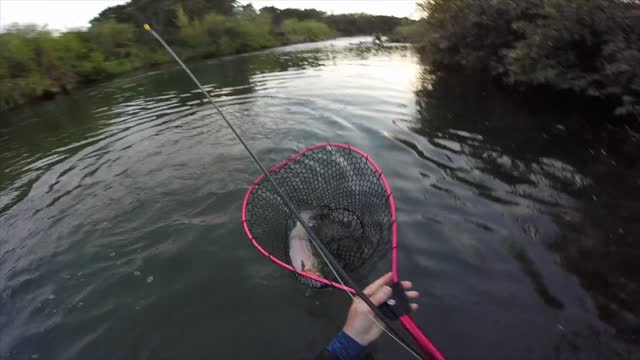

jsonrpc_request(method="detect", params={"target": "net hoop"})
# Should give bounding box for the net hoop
[241,143,399,291]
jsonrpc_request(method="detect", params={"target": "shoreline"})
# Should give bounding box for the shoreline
[1,36,378,115]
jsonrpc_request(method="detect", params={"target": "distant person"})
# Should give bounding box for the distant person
[373,33,384,47]
[316,272,419,360]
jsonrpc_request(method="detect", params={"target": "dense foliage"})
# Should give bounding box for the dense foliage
[324,14,406,36]
[0,0,407,113]
[388,21,422,43]
[0,22,167,113]
[90,0,237,30]
[415,0,640,118]
[257,7,409,36]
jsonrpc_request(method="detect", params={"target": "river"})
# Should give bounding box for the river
[0,37,638,360]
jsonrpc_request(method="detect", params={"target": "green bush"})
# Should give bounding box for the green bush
[231,15,279,52]
[416,0,640,118]
[281,19,335,43]
[86,21,137,60]
[324,14,405,36]
[0,1,411,113]
[504,0,640,116]
[0,22,150,111]
[389,22,422,43]
[177,8,280,57]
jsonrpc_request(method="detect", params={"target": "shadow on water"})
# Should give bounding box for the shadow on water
[410,67,640,344]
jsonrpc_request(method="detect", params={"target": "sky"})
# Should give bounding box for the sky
[0,0,420,31]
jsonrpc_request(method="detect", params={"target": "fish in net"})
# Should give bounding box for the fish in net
[242,143,393,288]
[144,24,445,358]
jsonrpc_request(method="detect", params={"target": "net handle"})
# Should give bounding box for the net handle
[241,143,444,360]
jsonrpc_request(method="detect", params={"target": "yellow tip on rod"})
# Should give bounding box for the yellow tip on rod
[143,24,151,31]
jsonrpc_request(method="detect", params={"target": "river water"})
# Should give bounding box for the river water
[0,37,638,360]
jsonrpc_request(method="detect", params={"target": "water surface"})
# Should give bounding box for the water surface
[1,37,638,359]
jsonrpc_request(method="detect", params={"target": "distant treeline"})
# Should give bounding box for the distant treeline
[0,0,412,113]
[395,0,640,119]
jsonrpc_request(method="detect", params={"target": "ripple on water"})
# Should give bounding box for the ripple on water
[0,38,636,360]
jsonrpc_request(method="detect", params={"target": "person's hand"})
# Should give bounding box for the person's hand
[342,272,419,346]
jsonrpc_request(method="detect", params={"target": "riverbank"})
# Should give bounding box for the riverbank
[0,32,341,116]
[0,2,411,115]
[0,20,336,114]
[399,0,640,120]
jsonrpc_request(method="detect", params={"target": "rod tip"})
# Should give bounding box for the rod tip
[143,24,151,31]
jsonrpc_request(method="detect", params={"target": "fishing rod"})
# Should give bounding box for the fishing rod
[143,24,437,360]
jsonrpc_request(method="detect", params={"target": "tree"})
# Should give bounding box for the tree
[281,19,334,43]
[89,4,134,25]
[238,3,256,16]
[325,14,405,36]
[0,1,412,113]
[91,0,238,30]
[258,6,326,25]
[415,0,640,118]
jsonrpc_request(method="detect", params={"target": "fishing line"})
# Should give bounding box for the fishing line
[144,24,427,359]
[312,245,424,360]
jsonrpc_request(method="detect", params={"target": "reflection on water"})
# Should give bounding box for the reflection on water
[412,69,640,342]
[0,37,638,359]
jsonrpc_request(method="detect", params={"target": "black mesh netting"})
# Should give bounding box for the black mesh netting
[244,145,393,288]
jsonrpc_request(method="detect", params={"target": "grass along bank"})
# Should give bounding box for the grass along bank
[0,0,410,114]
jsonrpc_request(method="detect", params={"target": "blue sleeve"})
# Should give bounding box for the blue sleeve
[325,331,365,360]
